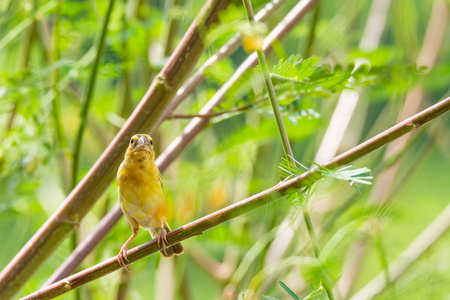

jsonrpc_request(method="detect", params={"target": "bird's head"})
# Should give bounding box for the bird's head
[125,134,155,161]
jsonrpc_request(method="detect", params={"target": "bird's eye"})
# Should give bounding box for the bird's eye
[150,140,153,145]
[130,138,135,145]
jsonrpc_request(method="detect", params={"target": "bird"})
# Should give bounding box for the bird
[117,134,183,271]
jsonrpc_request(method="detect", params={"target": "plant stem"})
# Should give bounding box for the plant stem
[302,207,321,257]
[51,0,67,149]
[163,0,182,56]
[119,0,132,118]
[304,4,320,58]
[242,0,294,161]
[23,96,450,300]
[70,3,115,299]
[302,202,335,300]
[242,1,333,298]
[240,1,342,299]
[71,0,115,189]
[169,100,260,119]
[373,226,395,298]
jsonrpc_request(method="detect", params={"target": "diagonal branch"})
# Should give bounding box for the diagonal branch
[0,1,233,299]
[44,0,320,286]
[23,96,450,300]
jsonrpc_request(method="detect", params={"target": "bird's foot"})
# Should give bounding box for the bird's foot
[157,228,169,256]
[118,246,131,273]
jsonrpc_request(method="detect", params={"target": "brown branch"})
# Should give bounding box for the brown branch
[22,96,450,300]
[169,102,256,119]
[43,0,320,286]
[0,1,233,299]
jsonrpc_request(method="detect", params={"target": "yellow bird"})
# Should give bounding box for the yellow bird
[117,134,183,270]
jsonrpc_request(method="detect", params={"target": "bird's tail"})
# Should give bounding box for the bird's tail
[150,221,184,257]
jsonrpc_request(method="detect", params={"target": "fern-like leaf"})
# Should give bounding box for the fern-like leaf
[279,281,300,300]
[312,163,373,191]
[270,55,320,82]
[278,155,309,179]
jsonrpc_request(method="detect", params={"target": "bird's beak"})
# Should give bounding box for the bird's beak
[136,136,147,147]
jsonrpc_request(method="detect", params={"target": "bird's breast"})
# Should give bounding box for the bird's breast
[118,160,163,205]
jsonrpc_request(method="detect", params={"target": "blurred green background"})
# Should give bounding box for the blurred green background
[0,0,449,299]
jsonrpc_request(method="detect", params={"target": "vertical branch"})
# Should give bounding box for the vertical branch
[372,226,395,298]
[69,3,115,299]
[50,0,71,195]
[20,0,37,71]
[242,1,333,299]
[304,4,320,58]
[163,0,182,56]
[241,0,294,161]
[301,196,335,300]
[119,0,133,118]
[71,0,116,189]
[51,0,67,149]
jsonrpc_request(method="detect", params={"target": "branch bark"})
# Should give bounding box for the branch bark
[0,1,233,299]
[22,96,450,300]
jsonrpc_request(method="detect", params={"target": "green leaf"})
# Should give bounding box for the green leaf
[279,281,299,300]
[278,156,309,179]
[312,163,373,191]
[270,55,320,82]
[299,257,323,287]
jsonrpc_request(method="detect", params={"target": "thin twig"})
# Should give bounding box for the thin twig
[51,0,67,149]
[169,102,256,119]
[373,226,395,298]
[304,4,320,58]
[163,0,182,56]
[22,96,450,300]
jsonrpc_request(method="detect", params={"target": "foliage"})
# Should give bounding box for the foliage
[0,0,449,299]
